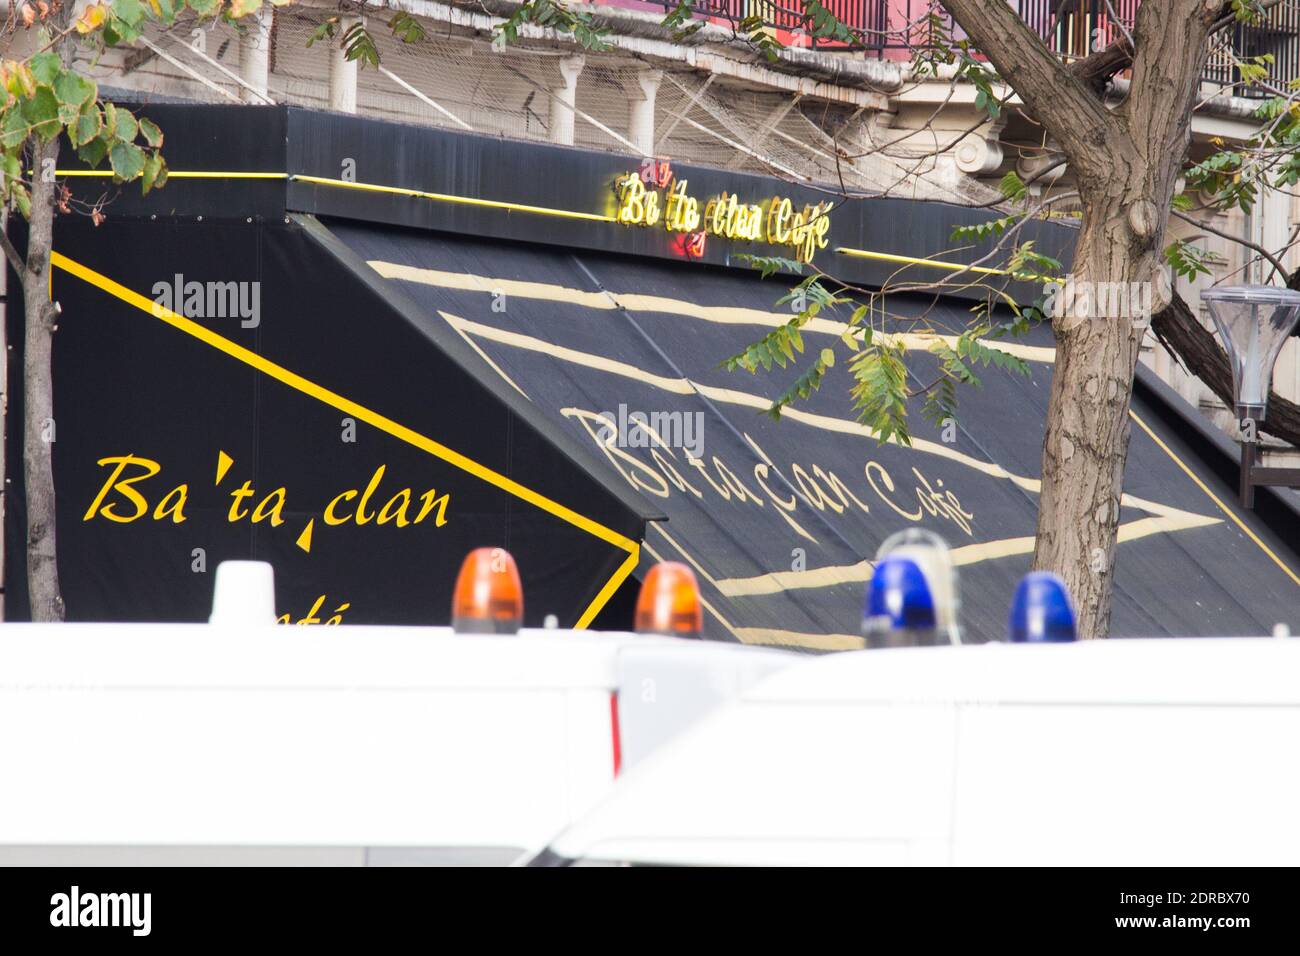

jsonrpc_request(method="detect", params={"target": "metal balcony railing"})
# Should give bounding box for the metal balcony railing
[608,0,891,50]
[599,0,1300,96]
[1010,0,1300,99]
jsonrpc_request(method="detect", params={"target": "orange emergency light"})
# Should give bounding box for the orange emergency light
[634,562,703,638]
[452,547,524,634]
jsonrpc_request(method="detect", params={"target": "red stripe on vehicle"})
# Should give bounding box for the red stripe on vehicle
[610,691,622,777]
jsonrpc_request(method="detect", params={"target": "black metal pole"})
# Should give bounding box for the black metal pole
[1241,438,1257,510]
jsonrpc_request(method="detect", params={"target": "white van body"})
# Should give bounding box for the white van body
[0,623,795,865]
[537,638,1300,866]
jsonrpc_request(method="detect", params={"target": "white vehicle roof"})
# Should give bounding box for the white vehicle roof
[0,622,796,860]
[542,638,1300,866]
[0,622,631,689]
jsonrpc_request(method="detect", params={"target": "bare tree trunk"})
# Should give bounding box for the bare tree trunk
[23,136,64,621]
[1033,212,1149,637]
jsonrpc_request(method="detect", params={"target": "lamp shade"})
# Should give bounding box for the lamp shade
[1200,286,1300,422]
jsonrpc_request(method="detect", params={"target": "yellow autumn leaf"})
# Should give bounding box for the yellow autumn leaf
[74,3,107,34]
[13,62,34,99]
[227,0,262,18]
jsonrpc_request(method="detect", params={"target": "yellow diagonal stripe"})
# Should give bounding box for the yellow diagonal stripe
[51,251,638,627]
[1129,409,1300,588]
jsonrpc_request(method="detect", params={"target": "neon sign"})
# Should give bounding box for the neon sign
[615,168,833,264]
[639,158,674,189]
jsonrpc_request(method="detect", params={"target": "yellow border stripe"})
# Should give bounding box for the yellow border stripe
[834,246,1046,281]
[1129,409,1300,588]
[51,170,613,223]
[50,251,638,626]
[291,175,615,223]
[52,171,290,180]
[55,169,1053,269]
[575,547,640,630]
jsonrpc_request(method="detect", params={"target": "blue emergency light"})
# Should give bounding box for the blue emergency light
[865,555,937,631]
[1008,571,1077,642]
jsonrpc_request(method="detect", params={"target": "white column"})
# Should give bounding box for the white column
[953,117,1008,177]
[1016,142,1065,195]
[239,8,273,104]
[549,55,585,146]
[626,69,663,156]
[329,16,362,113]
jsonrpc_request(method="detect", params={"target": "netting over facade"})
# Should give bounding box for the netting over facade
[74,7,927,196]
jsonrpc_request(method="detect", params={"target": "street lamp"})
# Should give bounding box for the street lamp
[1200,285,1300,508]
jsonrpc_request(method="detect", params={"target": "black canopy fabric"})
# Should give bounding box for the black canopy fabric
[9,216,653,627]
[13,102,1293,642]
[323,216,1300,646]
[11,206,1299,642]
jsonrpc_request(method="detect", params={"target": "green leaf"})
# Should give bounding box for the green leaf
[1164,238,1224,280]
[950,215,1020,244]
[390,11,426,44]
[0,109,29,150]
[111,0,145,27]
[22,88,61,143]
[77,135,109,167]
[12,182,30,218]
[141,151,166,193]
[998,170,1027,203]
[343,23,381,69]
[29,53,61,88]
[102,101,118,139]
[735,253,803,278]
[849,341,912,446]
[114,109,138,143]
[54,72,96,109]
[189,0,221,15]
[72,103,103,147]
[820,347,835,368]
[109,139,145,180]
[921,376,958,431]
[137,116,162,148]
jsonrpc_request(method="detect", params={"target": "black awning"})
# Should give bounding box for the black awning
[14,216,654,628]
[20,199,1300,642]
[321,216,1300,645]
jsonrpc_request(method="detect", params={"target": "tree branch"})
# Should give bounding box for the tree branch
[0,222,25,278]
[1067,38,1135,94]
[1151,288,1300,447]
[941,0,1121,173]
[1171,208,1289,280]
[1125,0,1221,138]
[1067,1,1287,97]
